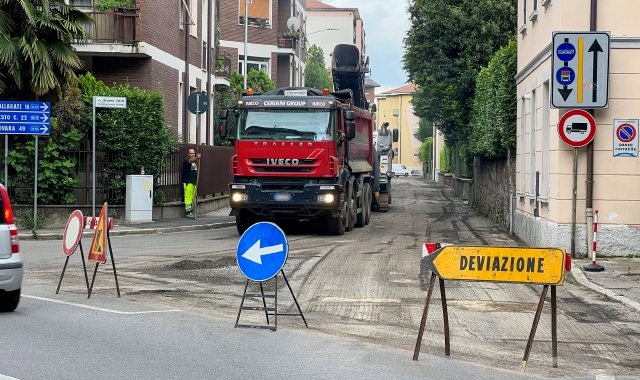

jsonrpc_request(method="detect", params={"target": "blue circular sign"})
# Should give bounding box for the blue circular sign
[556,43,576,62]
[617,124,636,143]
[556,67,575,86]
[236,222,288,282]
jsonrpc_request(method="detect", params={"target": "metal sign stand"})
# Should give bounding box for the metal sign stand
[56,240,90,296]
[413,273,559,372]
[88,228,121,299]
[235,269,308,331]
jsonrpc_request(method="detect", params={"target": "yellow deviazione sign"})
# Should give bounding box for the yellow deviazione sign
[422,246,566,285]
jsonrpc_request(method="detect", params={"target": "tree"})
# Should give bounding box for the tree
[0,0,92,97]
[305,44,333,91]
[414,118,433,142]
[403,0,516,146]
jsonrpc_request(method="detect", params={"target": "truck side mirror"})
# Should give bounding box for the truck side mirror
[344,110,356,140]
[392,128,399,143]
[370,104,377,113]
[218,109,228,139]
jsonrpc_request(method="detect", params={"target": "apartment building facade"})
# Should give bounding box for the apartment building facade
[305,0,365,69]
[217,0,307,88]
[68,0,229,146]
[375,84,423,172]
[516,0,640,256]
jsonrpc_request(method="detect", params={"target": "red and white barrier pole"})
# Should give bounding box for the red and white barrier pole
[584,209,605,272]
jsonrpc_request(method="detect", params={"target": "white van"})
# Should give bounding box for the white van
[392,164,409,177]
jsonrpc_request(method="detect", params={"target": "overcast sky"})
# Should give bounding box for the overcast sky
[321,0,411,94]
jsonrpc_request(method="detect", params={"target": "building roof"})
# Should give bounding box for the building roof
[378,83,417,96]
[365,77,381,88]
[306,0,336,9]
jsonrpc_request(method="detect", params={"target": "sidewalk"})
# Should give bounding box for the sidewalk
[18,207,237,241]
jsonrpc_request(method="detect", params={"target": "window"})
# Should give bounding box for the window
[541,82,550,198]
[522,0,527,24]
[238,0,271,27]
[180,0,184,30]
[533,0,538,11]
[238,56,270,76]
[530,88,537,195]
[69,0,93,10]
[202,41,207,70]
[180,0,197,35]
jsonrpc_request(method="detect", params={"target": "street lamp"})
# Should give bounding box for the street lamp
[243,0,252,90]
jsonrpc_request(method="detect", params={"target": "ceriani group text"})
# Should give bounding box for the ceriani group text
[459,256,545,273]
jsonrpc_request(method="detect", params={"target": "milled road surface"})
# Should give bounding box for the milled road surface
[21,177,640,379]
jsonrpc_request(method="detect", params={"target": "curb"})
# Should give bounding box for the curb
[18,222,237,241]
[570,263,640,313]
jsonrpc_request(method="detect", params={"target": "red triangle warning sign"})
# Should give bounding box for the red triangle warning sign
[88,203,108,264]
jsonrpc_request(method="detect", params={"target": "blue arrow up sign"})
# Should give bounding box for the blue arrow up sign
[236,222,289,282]
[0,101,51,135]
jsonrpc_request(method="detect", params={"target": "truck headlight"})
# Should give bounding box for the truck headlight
[318,193,335,203]
[231,192,248,203]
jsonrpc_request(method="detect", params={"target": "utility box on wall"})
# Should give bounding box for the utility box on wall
[125,175,153,222]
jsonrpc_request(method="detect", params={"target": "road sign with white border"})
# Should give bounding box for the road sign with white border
[93,96,127,109]
[551,32,610,109]
[62,210,84,256]
[613,119,639,157]
[236,222,288,282]
[558,109,596,148]
[0,101,50,135]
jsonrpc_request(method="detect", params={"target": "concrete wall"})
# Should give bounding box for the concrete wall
[306,11,358,68]
[473,154,516,231]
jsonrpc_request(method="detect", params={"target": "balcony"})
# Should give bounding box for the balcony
[84,9,138,43]
[277,35,298,49]
[215,51,232,80]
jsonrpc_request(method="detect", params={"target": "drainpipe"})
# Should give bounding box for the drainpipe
[586,0,597,259]
[206,0,213,145]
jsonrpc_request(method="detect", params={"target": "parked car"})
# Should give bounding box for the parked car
[0,184,22,312]
[392,164,410,177]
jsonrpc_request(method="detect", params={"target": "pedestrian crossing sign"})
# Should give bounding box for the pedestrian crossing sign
[88,203,108,264]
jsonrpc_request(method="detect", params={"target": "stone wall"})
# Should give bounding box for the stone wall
[472,153,515,230]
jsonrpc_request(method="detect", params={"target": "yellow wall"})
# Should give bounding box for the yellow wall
[375,93,423,172]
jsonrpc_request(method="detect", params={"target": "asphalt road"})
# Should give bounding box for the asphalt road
[11,177,640,379]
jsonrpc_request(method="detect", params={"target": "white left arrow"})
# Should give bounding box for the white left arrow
[242,240,283,265]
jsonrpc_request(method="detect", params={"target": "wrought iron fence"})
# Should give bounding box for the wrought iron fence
[85,10,137,43]
[0,137,233,206]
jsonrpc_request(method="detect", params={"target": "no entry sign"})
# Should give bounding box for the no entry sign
[613,119,639,157]
[558,109,596,147]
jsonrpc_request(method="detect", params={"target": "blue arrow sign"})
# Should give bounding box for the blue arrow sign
[0,101,49,112]
[237,222,288,282]
[0,101,50,135]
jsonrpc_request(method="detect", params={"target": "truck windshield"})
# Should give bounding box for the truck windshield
[237,110,333,141]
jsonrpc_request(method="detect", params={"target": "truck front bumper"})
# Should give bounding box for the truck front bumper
[228,181,344,218]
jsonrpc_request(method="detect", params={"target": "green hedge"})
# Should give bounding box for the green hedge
[469,39,517,159]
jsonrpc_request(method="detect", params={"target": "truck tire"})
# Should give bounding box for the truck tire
[355,183,365,228]
[328,210,345,235]
[0,289,20,312]
[363,183,372,225]
[235,209,254,235]
[346,186,356,231]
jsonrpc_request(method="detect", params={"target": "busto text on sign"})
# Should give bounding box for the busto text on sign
[422,246,566,285]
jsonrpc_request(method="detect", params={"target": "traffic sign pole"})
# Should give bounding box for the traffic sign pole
[571,148,578,259]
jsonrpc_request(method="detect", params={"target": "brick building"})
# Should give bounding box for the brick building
[218,0,307,88]
[69,0,229,145]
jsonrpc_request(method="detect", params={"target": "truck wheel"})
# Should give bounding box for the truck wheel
[363,183,371,225]
[328,210,345,235]
[235,210,254,235]
[355,184,366,228]
[404,173,408,177]
[346,187,356,231]
[0,289,20,312]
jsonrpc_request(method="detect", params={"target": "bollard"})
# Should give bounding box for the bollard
[583,209,605,272]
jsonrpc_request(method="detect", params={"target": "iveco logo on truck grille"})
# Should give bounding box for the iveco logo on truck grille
[268,159,300,165]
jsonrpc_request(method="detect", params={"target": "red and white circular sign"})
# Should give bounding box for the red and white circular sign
[62,210,84,256]
[558,109,597,148]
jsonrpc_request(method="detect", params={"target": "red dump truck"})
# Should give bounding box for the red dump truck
[218,44,379,235]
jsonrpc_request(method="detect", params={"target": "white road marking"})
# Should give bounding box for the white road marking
[0,374,20,380]
[23,295,182,315]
